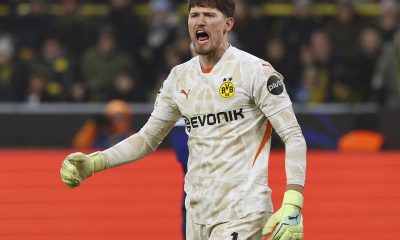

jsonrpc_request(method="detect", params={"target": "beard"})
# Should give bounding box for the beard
[193,36,223,56]
[193,44,214,55]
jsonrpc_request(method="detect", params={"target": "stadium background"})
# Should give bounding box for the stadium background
[0,0,400,239]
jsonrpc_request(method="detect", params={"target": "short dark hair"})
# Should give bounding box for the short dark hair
[187,0,235,17]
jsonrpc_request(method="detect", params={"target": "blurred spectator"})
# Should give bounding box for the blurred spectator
[24,71,51,104]
[307,30,338,102]
[263,36,299,97]
[150,45,182,101]
[30,37,78,101]
[52,0,96,60]
[296,27,369,103]
[294,65,322,103]
[171,29,192,63]
[330,65,359,102]
[107,0,147,61]
[0,34,16,101]
[80,25,136,101]
[377,0,399,43]
[372,28,400,109]
[67,82,89,102]
[352,27,382,102]
[147,0,178,52]
[298,44,313,66]
[0,34,29,102]
[325,0,362,61]
[12,0,53,51]
[72,99,134,149]
[145,0,179,74]
[281,0,319,58]
[230,0,267,56]
[106,70,147,102]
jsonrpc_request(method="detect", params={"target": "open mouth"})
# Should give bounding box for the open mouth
[196,30,209,43]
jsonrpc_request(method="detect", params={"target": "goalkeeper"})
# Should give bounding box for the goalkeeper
[60,0,307,239]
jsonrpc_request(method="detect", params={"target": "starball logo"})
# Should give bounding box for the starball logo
[183,108,245,132]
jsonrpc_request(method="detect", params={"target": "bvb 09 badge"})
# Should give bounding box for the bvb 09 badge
[219,81,235,98]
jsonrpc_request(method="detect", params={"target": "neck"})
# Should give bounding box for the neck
[199,42,230,68]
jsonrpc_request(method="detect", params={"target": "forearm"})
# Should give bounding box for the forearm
[282,125,307,186]
[269,107,307,187]
[102,116,176,168]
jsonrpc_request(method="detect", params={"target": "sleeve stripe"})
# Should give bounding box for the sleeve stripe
[252,122,272,167]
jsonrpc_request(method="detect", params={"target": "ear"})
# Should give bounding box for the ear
[224,17,234,33]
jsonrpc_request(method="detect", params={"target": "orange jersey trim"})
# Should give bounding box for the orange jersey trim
[252,122,273,167]
[202,66,213,73]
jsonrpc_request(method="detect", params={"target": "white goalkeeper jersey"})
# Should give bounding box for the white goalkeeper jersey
[152,46,293,225]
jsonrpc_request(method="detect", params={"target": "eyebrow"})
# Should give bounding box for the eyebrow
[190,9,219,15]
[190,12,217,16]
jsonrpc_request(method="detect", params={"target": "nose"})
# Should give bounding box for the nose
[195,15,206,27]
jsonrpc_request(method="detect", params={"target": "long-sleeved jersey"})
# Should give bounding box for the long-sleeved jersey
[103,46,306,225]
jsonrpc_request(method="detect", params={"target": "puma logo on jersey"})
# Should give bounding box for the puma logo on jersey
[183,108,244,132]
[180,89,190,100]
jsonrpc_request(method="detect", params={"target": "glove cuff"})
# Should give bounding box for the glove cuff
[89,151,107,173]
[283,190,304,209]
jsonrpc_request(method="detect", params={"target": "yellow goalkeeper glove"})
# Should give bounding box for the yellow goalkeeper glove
[60,152,106,188]
[262,190,304,240]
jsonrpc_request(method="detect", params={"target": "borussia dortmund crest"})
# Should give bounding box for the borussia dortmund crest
[219,77,235,98]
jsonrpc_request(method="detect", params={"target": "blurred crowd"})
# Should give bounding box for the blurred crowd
[0,0,399,108]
